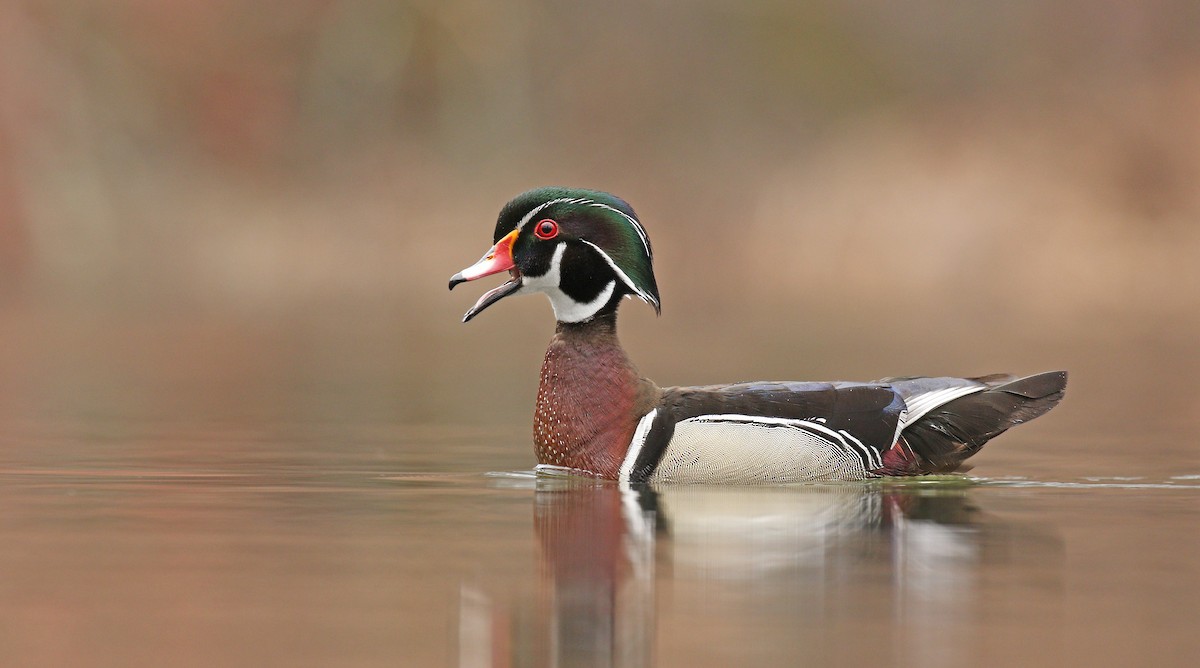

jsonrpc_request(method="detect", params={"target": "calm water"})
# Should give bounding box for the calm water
[1,419,1198,667]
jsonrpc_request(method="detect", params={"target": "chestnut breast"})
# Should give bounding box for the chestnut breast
[534,321,659,478]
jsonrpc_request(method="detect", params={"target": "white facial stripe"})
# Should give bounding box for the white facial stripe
[580,239,659,308]
[515,197,587,232]
[516,197,652,261]
[518,242,564,294]
[520,242,617,323]
[584,201,651,259]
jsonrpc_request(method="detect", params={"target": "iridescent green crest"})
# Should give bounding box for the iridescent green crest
[497,187,661,312]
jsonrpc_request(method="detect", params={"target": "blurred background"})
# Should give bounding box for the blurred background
[1,0,1198,451]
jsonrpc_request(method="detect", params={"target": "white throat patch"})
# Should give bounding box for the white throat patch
[520,243,616,323]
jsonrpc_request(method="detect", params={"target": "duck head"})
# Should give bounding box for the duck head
[449,187,661,324]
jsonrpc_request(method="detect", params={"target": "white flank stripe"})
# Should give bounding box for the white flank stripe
[839,429,881,470]
[689,413,822,428]
[899,386,986,429]
[687,413,874,466]
[785,419,868,465]
[620,409,658,482]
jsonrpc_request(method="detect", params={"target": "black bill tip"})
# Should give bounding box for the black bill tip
[461,278,522,323]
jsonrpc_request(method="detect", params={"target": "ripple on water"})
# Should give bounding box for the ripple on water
[978,475,1200,490]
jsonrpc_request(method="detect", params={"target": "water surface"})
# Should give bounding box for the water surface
[1,420,1197,667]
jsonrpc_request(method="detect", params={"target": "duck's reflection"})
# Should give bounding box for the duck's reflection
[532,479,657,668]
[461,477,1052,667]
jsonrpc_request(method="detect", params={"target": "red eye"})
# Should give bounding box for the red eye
[534,219,559,240]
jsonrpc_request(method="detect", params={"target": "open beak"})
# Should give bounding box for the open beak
[448,229,522,322]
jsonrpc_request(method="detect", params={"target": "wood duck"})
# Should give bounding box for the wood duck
[449,187,1067,484]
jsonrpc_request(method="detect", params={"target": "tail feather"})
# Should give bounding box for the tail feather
[901,371,1067,472]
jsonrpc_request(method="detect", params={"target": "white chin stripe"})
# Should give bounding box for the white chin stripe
[551,280,615,323]
[521,243,616,323]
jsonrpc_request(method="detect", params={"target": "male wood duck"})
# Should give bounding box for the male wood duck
[449,187,1067,484]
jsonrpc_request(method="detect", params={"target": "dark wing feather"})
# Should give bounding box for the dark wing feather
[629,372,1067,481]
[901,370,1068,472]
[627,381,904,482]
[665,381,902,446]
